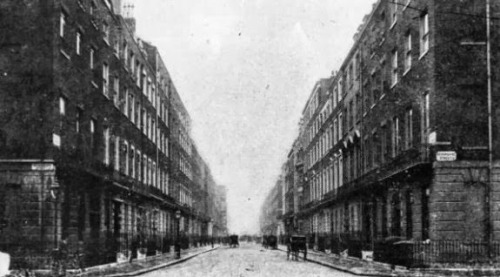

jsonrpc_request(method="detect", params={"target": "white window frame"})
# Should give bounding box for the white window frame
[103,22,110,44]
[405,109,413,149]
[103,63,109,96]
[420,12,430,57]
[104,128,110,165]
[404,32,412,74]
[76,32,82,55]
[391,0,399,28]
[391,50,398,87]
[59,97,66,115]
[90,48,95,69]
[59,13,66,38]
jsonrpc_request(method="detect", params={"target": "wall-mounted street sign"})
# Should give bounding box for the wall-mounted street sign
[436,151,457,161]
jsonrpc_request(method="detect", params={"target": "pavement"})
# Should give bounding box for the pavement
[6,245,219,277]
[275,244,500,277]
[75,245,219,277]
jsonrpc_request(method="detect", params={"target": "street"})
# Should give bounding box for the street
[141,243,363,277]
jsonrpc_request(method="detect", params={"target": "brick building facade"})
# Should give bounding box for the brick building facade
[0,0,226,269]
[264,0,500,265]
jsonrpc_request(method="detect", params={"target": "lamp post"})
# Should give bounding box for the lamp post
[209,219,214,248]
[175,210,181,259]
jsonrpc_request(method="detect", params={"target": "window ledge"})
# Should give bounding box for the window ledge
[391,82,398,89]
[91,81,98,89]
[60,49,71,60]
[379,38,386,47]
[390,19,397,30]
[403,68,411,76]
[419,50,429,60]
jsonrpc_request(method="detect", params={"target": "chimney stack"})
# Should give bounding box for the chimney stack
[122,2,136,33]
[111,0,122,15]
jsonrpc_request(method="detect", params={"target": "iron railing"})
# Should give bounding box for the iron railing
[376,240,500,268]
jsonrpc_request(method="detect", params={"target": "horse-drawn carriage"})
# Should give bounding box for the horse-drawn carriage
[287,235,307,261]
[229,235,239,248]
[262,235,277,249]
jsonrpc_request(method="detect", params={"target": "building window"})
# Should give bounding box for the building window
[381,125,387,164]
[90,119,96,151]
[372,71,380,103]
[135,101,140,126]
[76,108,82,133]
[374,131,381,166]
[338,78,343,100]
[338,113,343,140]
[90,1,96,16]
[130,53,135,72]
[391,0,399,27]
[114,40,120,57]
[90,48,95,69]
[90,119,95,134]
[104,128,110,165]
[60,12,66,38]
[391,50,398,86]
[76,32,82,55]
[405,32,412,73]
[338,154,343,187]
[123,42,128,64]
[114,136,120,171]
[113,77,119,105]
[102,63,109,96]
[129,94,134,121]
[136,63,142,87]
[420,12,429,56]
[334,119,338,144]
[121,141,129,174]
[59,96,66,115]
[130,146,135,178]
[348,101,353,129]
[405,108,413,150]
[423,92,430,140]
[103,22,110,43]
[392,117,400,156]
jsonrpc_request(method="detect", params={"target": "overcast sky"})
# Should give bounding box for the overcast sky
[132,0,376,234]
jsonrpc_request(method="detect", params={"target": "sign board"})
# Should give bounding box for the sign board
[436,151,457,161]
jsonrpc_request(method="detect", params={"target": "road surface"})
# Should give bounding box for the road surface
[141,243,365,277]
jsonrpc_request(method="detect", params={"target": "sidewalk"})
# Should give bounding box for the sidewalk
[276,245,500,277]
[276,245,401,277]
[73,245,219,277]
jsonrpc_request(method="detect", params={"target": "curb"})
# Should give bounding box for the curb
[103,247,219,277]
[276,248,396,277]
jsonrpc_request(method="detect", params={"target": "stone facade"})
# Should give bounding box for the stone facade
[264,0,500,264]
[0,0,227,269]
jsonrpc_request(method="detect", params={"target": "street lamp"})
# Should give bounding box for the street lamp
[209,219,214,248]
[175,210,181,259]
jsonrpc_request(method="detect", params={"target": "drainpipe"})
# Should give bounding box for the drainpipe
[486,0,493,259]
